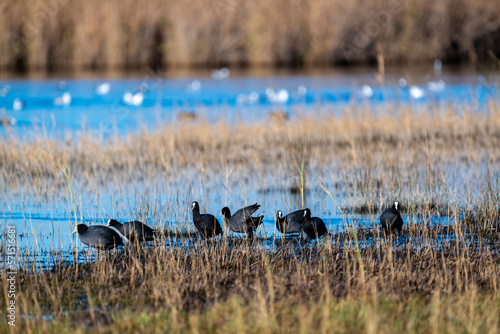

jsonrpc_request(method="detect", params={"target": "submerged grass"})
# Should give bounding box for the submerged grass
[1,101,500,332]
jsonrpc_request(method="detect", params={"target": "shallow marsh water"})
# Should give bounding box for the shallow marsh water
[0,67,498,270]
[0,172,456,271]
[0,67,498,138]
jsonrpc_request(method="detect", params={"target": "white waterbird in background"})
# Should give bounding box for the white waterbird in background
[237,91,260,105]
[266,88,289,104]
[409,86,425,99]
[54,92,71,106]
[211,68,230,80]
[57,80,67,91]
[297,85,307,96]
[427,80,446,92]
[0,85,10,97]
[13,98,24,111]
[96,82,111,95]
[359,84,374,99]
[188,80,201,92]
[123,91,144,106]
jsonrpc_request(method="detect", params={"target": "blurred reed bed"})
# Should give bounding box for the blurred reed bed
[1,0,500,71]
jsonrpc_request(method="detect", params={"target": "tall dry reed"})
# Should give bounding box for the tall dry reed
[1,0,500,71]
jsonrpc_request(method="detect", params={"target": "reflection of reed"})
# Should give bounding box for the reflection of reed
[2,0,499,71]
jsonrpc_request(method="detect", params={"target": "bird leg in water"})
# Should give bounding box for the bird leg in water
[394,229,401,238]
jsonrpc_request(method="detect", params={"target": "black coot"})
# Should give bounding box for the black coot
[380,201,403,237]
[72,224,124,250]
[303,208,328,239]
[275,209,305,234]
[221,203,263,239]
[107,219,155,242]
[192,201,223,239]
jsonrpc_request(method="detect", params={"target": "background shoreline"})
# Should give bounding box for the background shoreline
[2,0,500,72]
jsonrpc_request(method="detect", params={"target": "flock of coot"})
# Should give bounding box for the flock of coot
[72,201,403,251]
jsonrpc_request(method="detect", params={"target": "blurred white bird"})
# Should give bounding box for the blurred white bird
[409,86,425,99]
[237,91,260,105]
[236,94,247,105]
[248,91,259,104]
[96,82,111,95]
[188,80,201,92]
[211,68,230,80]
[123,91,144,106]
[57,81,67,91]
[54,92,71,106]
[131,91,144,106]
[123,91,133,105]
[13,98,24,111]
[1,85,11,97]
[266,88,289,104]
[359,85,374,98]
[427,80,446,92]
[297,85,307,96]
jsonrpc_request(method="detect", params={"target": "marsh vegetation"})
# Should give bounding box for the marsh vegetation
[1,101,500,332]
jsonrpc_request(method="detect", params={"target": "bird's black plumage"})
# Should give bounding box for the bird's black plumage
[192,201,223,239]
[221,203,263,239]
[107,219,155,242]
[380,201,403,237]
[303,208,328,239]
[72,224,124,250]
[275,209,305,234]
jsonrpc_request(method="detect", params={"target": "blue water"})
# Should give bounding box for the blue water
[0,70,497,270]
[0,169,456,271]
[0,72,498,138]
[0,206,454,271]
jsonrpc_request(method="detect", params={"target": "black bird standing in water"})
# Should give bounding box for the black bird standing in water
[380,201,403,237]
[191,201,223,239]
[72,224,124,250]
[303,208,328,239]
[107,219,155,242]
[275,209,305,235]
[221,203,264,239]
